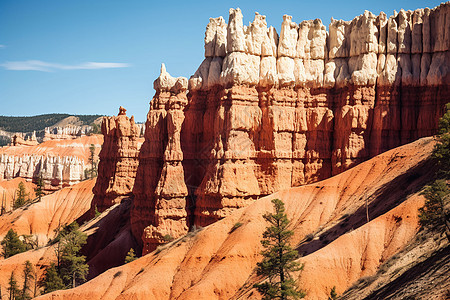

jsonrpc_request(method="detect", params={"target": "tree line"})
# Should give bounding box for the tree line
[0,114,102,133]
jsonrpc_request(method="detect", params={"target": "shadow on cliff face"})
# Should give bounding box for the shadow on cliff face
[295,157,437,257]
[78,198,140,280]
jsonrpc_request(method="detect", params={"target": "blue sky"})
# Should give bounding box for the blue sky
[0,0,443,122]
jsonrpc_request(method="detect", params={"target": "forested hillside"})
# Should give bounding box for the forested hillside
[0,114,102,132]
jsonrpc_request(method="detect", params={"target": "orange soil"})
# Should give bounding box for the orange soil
[0,179,95,244]
[35,137,435,300]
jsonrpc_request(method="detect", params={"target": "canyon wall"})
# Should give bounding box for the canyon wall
[92,107,141,212]
[126,3,449,252]
[0,136,102,189]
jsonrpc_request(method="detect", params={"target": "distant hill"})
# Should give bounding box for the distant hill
[0,114,103,133]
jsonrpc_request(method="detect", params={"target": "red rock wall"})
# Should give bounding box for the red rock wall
[128,3,449,253]
[91,107,141,212]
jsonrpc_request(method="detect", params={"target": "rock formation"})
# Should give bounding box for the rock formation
[92,107,141,212]
[98,3,449,252]
[131,64,190,254]
[43,125,92,141]
[0,135,103,189]
[11,132,38,146]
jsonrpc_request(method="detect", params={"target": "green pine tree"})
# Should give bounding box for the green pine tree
[14,182,29,209]
[1,229,26,258]
[433,103,450,178]
[254,199,305,300]
[34,174,45,202]
[19,260,34,300]
[41,263,64,294]
[124,248,137,264]
[419,179,450,241]
[58,222,89,288]
[87,144,97,179]
[7,271,19,300]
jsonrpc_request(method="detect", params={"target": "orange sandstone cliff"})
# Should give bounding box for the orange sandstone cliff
[92,107,142,212]
[118,3,449,253]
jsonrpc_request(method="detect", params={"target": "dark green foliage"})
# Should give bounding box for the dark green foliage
[254,199,305,300]
[0,135,11,147]
[19,261,34,300]
[0,114,102,133]
[8,271,19,300]
[14,182,29,209]
[41,263,64,294]
[419,180,450,241]
[418,104,450,242]
[1,229,26,258]
[34,174,44,202]
[86,144,97,179]
[433,103,450,178]
[230,222,243,233]
[58,222,89,288]
[124,248,137,264]
[163,234,174,242]
[90,123,101,134]
[94,205,101,218]
[328,286,338,300]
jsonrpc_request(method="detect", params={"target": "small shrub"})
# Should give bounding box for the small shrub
[305,233,314,241]
[113,271,122,278]
[163,234,174,243]
[229,222,243,233]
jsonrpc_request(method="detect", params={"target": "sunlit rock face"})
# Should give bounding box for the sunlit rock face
[121,3,448,252]
[91,106,141,213]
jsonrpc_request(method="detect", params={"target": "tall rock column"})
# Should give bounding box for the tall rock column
[91,106,140,212]
[132,65,189,254]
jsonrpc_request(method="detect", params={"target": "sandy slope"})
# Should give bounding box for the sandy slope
[34,137,435,300]
[0,179,95,244]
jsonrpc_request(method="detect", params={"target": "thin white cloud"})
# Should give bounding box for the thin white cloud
[1,60,131,71]
[0,45,5,48]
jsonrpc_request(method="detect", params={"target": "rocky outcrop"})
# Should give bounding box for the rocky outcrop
[12,132,38,146]
[0,135,103,189]
[131,65,189,254]
[127,3,449,252]
[43,125,92,141]
[0,153,85,188]
[92,107,141,212]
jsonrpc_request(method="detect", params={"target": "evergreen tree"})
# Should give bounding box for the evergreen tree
[34,174,44,202]
[87,144,97,179]
[14,182,29,209]
[254,199,305,300]
[19,261,34,300]
[7,272,19,300]
[1,229,26,258]
[124,248,137,264]
[433,103,450,178]
[59,222,89,288]
[419,179,450,241]
[41,263,64,294]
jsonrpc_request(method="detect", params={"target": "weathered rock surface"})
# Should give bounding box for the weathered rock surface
[127,3,450,252]
[37,137,436,300]
[131,65,190,254]
[91,107,142,212]
[0,135,102,189]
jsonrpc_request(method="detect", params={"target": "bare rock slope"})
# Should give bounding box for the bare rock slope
[37,136,437,299]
